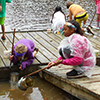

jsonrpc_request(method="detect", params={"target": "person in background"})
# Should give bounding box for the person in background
[47,20,96,79]
[66,1,94,34]
[0,4,2,12]
[0,0,11,40]
[9,39,38,70]
[51,6,66,33]
[94,0,100,29]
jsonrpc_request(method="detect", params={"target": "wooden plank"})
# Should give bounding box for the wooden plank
[33,51,50,64]
[15,32,27,41]
[44,31,63,41]
[32,58,40,65]
[0,35,12,50]
[72,78,100,97]
[6,33,19,45]
[22,32,56,62]
[28,32,59,57]
[86,36,100,48]
[23,32,58,62]
[0,56,5,67]
[0,35,10,67]
[55,33,64,40]
[36,32,59,49]
[43,31,62,43]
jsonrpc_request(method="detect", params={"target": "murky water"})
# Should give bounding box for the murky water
[0,77,71,100]
[4,0,96,32]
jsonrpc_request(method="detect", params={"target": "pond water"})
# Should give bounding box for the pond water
[4,0,96,32]
[0,77,74,100]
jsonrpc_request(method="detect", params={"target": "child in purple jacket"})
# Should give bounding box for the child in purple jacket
[9,39,38,70]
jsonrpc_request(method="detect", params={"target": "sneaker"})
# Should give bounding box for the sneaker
[66,69,85,79]
[86,27,94,35]
[1,36,6,40]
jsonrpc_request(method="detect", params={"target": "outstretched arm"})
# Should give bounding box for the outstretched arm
[58,56,83,66]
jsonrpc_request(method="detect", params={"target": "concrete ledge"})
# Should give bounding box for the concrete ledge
[0,65,39,80]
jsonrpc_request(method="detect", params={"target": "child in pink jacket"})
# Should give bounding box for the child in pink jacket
[47,20,96,79]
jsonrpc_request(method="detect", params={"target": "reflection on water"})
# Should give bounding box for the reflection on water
[4,0,96,32]
[0,77,70,100]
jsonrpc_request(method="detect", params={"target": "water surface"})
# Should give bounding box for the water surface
[0,77,70,100]
[4,0,96,32]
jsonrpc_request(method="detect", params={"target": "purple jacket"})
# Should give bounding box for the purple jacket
[12,39,35,70]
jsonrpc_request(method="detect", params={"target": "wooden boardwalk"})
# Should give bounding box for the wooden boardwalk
[0,30,100,100]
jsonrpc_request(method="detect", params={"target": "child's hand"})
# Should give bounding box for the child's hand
[47,60,62,69]
[19,65,23,70]
[9,55,14,60]
[47,62,55,69]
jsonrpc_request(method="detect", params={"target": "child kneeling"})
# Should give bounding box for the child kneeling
[9,39,38,70]
[47,20,96,79]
